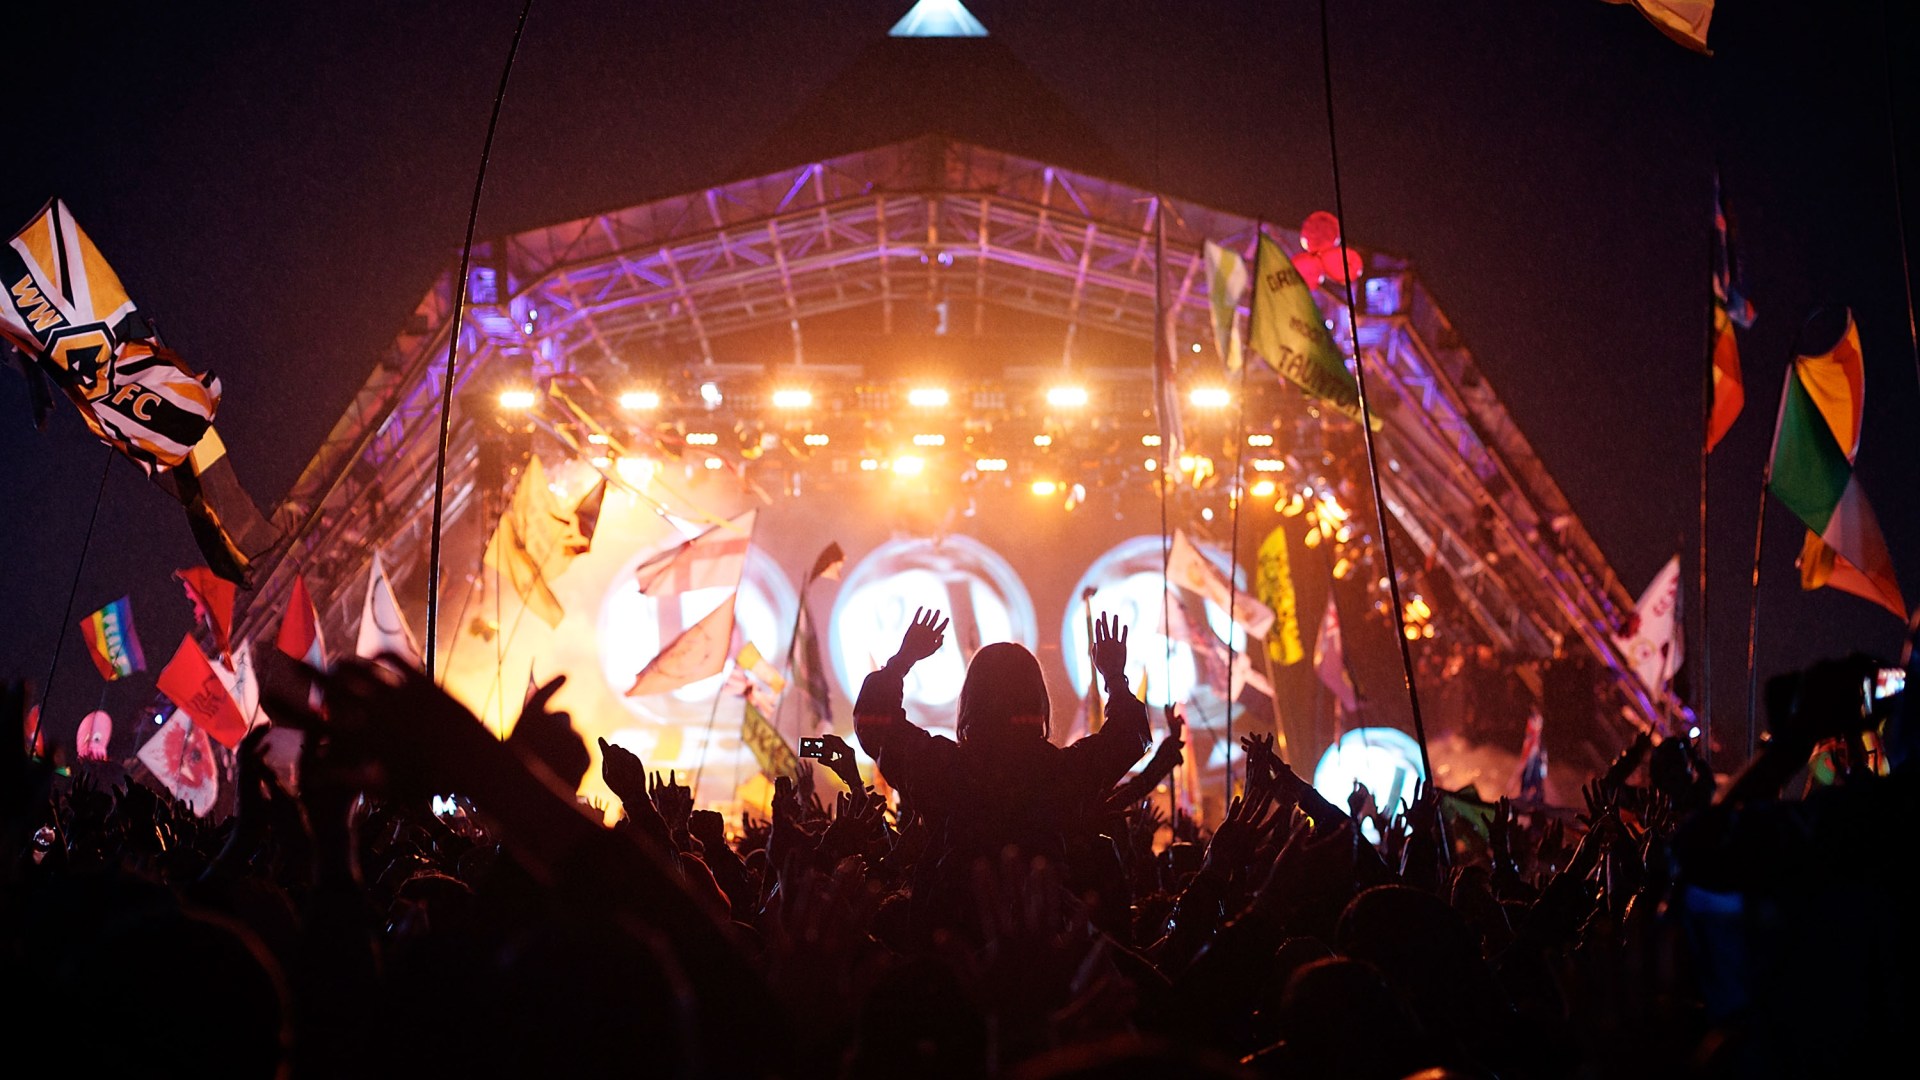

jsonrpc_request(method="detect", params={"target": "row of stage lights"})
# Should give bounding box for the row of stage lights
[496,382,1245,415]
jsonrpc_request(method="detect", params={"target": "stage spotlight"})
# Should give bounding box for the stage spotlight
[1046,386,1089,408]
[1030,480,1059,496]
[1190,342,1203,353]
[772,388,812,409]
[1143,458,1157,471]
[687,432,719,445]
[1251,478,1277,498]
[700,381,724,407]
[1033,434,1053,447]
[860,458,882,471]
[1178,455,1196,472]
[1247,433,1274,447]
[616,456,656,486]
[803,433,830,446]
[1141,434,1162,447]
[1188,386,1231,408]
[974,458,1008,472]
[892,455,926,476]
[590,455,612,469]
[908,387,950,407]
[587,432,611,445]
[1251,458,1286,472]
[703,456,724,470]
[497,388,537,410]
[912,433,945,447]
[619,390,661,410]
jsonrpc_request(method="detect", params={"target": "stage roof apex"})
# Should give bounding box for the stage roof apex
[889,0,989,38]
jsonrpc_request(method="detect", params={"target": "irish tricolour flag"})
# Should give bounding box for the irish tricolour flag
[1768,312,1905,619]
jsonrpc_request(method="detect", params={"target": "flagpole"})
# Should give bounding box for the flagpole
[1746,368,1793,761]
[1316,0,1435,790]
[1153,202,1178,724]
[423,0,534,679]
[1879,0,1920,392]
[1223,304,1253,800]
[1698,183,1716,765]
[34,448,114,755]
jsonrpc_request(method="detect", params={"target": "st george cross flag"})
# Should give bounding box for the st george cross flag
[1601,0,1714,54]
[276,575,328,670]
[627,594,736,697]
[1248,232,1370,427]
[175,566,237,660]
[635,511,756,596]
[1611,555,1684,694]
[358,552,423,667]
[1771,313,1905,618]
[1204,239,1249,373]
[483,456,594,628]
[156,635,250,749]
[138,711,219,816]
[1168,530,1276,639]
[1314,593,1358,714]
[80,595,146,680]
[0,200,220,471]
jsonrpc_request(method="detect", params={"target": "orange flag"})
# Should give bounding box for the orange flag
[156,634,249,748]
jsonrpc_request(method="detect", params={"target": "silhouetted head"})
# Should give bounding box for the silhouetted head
[956,642,1050,743]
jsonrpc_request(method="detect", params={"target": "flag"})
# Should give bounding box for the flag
[358,551,423,667]
[137,711,218,816]
[1601,0,1714,54]
[573,475,608,548]
[741,696,800,782]
[1167,591,1272,704]
[483,456,593,629]
[276,575,328,670]
[79,595,146,680]
[1249,232,1369,427]
[1168,530,1276,639]
[1313,593,1358,714]
[1769,313,1905,618]
[156,635,250,749]
[1,201,221,471]
[635,511,756,596]
[1707,175,1754,451]
[736,641,786,694]
[1204,239,1249,372]
[76,710,113,761]
[1514,711,1548,803]
[1254,524,1305,666]
[153,426,282,586]
[1611,555,1684,694]
[211,641,262,731]
[807,541,846,583]
[789,603,834,733]
[174,566,237,660]
[627,594,736,697]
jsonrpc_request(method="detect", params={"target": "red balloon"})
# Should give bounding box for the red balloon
[1299,211,1342,253]
[1322,247,1365,286]
[1291,251,1324,285]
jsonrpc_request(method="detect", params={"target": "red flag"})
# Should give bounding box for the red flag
[175,566,236,660]
[276,575,328,669]
[156,634,249,749]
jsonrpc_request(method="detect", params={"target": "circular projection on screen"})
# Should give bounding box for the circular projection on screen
[598,545,797,725]
[828,535,1036,738]
[1060,535,1249,710]
[1312,726,1427,841]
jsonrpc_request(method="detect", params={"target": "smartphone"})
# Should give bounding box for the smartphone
[1873,667,1906,701]
[798,737,827,759]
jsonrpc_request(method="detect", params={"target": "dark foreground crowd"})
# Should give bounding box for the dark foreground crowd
[3,608,1914,1079]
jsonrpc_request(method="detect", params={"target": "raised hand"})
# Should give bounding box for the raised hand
[649,769,694,834]
[1151,710,1186,768]
[886,607,950,672]
[1092,614,1130,683]
[814,732,863,792]
[509,675,590,790]
[598,736,649,809]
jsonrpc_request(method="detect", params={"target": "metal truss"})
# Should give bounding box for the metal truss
[237,135,1672,734]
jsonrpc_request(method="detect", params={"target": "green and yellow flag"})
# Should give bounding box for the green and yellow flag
[1254,525,1305,666]
[1249,233,1369,426]
[742,697,800,782]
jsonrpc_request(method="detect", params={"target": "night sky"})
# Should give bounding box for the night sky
[3,0,1915,759]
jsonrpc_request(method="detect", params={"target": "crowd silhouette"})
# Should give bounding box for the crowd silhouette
[3,606,1913,1079]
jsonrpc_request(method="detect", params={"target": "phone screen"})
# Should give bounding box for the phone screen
[798,737,826,759]
[1874,667,1906,701]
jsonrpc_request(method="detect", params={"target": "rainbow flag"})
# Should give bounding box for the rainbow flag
[80,596,146,681]
[1770,312,1905,619]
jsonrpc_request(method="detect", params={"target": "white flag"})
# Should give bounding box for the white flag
[1203,240,1249,372]
[211,641,262,730]
[635,511,755,597]
[358,551,422,667]
[1168,530,1276,639]
[1612,555,1683,694]
[137,711,219,816]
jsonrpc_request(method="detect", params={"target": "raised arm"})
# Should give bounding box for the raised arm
[1067,615,1153,786]
[853,607,951,792]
